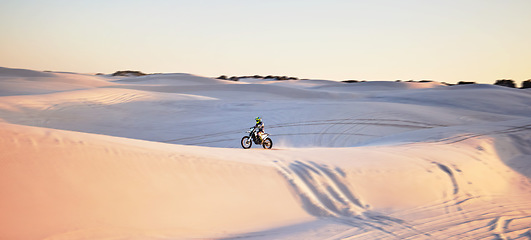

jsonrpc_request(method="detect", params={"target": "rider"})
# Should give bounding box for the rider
[254,117,265,141]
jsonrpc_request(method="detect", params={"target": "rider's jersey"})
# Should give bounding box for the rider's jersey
[254,122,264,132]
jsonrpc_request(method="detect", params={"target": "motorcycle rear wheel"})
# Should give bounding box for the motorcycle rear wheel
[241,136,252,149]
[262,138,273,149]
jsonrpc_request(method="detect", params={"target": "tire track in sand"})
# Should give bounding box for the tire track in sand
[272,159,433,239]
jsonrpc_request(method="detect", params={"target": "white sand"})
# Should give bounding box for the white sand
[1,66,530,239]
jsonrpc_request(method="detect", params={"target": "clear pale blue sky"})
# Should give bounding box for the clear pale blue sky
[1,0,530,83]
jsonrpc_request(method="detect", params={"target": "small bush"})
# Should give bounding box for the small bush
[522,80,531,89]
[112,70,147,77]
[494,79,516,88]
[220,75,299,81]
[457,81,476,85]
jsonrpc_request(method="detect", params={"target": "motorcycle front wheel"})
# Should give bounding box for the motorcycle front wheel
[241,136,252,149]
[262,138,273,149]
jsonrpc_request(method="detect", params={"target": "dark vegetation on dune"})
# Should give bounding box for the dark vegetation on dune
[522,80,531,89]
[111,70,148,77]
[98,70,531,89]
[216,75,299,81]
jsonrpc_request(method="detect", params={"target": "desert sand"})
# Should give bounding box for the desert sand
[1,66,530,239]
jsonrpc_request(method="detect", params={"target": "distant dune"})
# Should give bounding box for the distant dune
[1,67,530,239]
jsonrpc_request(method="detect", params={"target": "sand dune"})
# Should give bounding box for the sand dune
[0,122,310,239]
[0,67,116,96]
[0,67,530,239]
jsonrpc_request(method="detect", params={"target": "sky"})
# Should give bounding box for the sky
[1,0,530,83]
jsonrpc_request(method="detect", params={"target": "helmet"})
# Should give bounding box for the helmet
[255,117,261,123]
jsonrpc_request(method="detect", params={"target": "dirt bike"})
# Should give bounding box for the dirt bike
[241,127,273,149]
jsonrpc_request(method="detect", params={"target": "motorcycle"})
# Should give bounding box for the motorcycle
[241,127,273,149]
